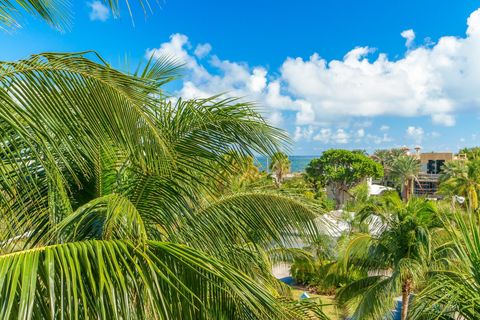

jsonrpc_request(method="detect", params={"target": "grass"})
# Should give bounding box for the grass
[291,288,343,319]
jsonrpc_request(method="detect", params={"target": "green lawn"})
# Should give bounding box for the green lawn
[291,289,343,319]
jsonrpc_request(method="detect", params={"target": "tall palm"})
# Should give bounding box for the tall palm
[411,212,480,319]
[269,152,291,187]
[337,195,438,320]
[0,52,326,319]
[439,160,480,212]
[390,155,421,201]
[372,148,405,185]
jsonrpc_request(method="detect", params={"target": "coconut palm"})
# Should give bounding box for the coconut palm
[390,155,421,201]
[0,2,331,319]
[372,148,405,185]
[336,194,438,320]
[411,212,480,319]
[269,152,291,187]
[439,160,480,212]
[0,52,328,319]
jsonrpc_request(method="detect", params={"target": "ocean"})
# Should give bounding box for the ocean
[255,155,319,173]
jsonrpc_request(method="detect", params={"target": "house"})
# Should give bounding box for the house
[412,150,466,198]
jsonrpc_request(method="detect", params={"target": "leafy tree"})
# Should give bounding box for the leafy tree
[372,148,406,185]
[269,152,291,187]
[337,195,439,320]
[305,149,383,208]
[390,155,421,201]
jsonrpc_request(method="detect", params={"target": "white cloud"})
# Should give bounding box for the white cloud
[432,113,455,126]
[333,129,350,144]
[313,128,349,144]
[313,128,332,143]
[88,1,110,22]
[366,133,393,144]
[406,126,424,144]
[356,128,365,138]
[293,126,314,142]
[401,29,416,48]
[146,8,480,135]
[268,111,284,127]
[380,125,390,131]
[194,43,212,58]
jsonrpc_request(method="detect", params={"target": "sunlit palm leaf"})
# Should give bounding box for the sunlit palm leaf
[0,239,306,319]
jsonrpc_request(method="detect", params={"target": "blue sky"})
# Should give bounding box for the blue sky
[2,1,480,155]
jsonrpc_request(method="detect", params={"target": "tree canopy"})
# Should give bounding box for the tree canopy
[305,150,383,207]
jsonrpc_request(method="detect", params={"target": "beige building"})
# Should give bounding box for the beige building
[412,150,466,198]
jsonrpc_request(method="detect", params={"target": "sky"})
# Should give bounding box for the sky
[2,1,480,155]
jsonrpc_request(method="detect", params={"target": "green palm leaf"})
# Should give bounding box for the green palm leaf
[0,239,304,319]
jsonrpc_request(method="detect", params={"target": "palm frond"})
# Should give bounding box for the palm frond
[0,239,304,319]
[0,0,154,31]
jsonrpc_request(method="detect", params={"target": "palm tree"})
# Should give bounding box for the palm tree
[372,148,405,185]
[0,2,330,319]
[269,152,291,187]
[411,212,480,319]
[390,155,421,201]
[0,52,327,318]
[337,195,438,320]
[439,160,480,212]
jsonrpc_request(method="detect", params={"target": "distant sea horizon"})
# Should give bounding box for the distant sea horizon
[255,155,319,173]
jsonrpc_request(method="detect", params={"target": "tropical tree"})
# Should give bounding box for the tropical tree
[390,155,421,201]
[0,51,329,319]
[372,148,405,185]
[305,150,383,209]
[336,195,439,320]
[411,212,480,319]
[269,152,291,187]
[459,147,480,160]
[439,160,480,212]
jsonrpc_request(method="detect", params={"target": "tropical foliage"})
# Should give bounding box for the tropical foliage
[336,195,439,320]
[372,148,406,185]
[439,160,480,212]
[5,1,480,319]
[389,155,421,201]
[412,212,480,319]
[305,150,383,208]
[0,51,330,319]
[269,151,291,187]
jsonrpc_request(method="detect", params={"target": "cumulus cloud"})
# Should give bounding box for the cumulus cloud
[267,111,284,127]
[88,1,110,21]
[146,8,480,143]
[293,126,314,142]
[432,113,455,126]
[366,133,393,144]
[401,29,416,48]
[406,126,424,144]
[313,128,350,144]
[313,128,332,143]
[194,43,212,58]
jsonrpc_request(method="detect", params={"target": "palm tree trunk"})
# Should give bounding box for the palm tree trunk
[402,180,408,202]
[400,279,411,320]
